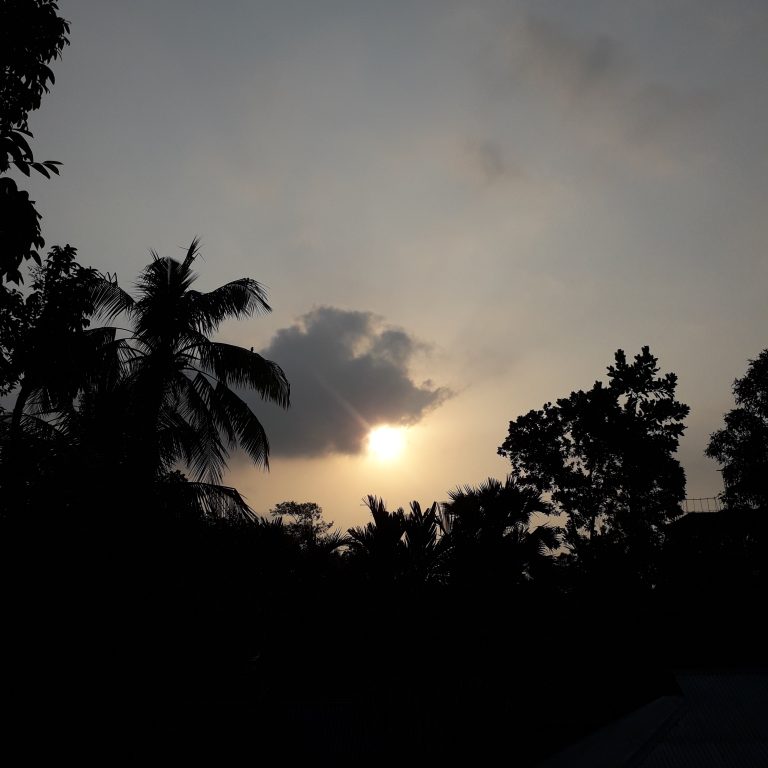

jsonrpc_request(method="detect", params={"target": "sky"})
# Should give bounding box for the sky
[19,0,768,529]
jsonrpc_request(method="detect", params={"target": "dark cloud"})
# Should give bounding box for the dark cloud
[504,15,715,160]
[512,17,628,95]
[464,139,522,185]
[249,307,451,458]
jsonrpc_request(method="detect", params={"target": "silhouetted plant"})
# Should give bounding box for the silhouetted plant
[347,496,450,584]
[441,476,559,587]
[706,348,768,510]
[347,495,407,582]
[5,246,101,425]
[270,500,334,548]
[0,0,69,283]
[89,239,290,513]
[2,239,290,522]
[0,246,114,515]
[499,347,688,583]
[402,501,446,584]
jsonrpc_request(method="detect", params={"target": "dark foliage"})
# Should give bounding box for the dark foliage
[1,241,289,525]
[0,0,69,283]
[706,348,768,510]
[270,500,335,547]
[499,347,689,586]
[441,475,561,588]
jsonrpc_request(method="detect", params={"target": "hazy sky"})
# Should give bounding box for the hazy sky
[21,0,768,528]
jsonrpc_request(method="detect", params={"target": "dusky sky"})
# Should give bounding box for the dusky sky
[19,0,768,528]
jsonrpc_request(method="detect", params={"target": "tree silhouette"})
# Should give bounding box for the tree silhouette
[346,496,449,584]
[499,347,688,583]
[402,500,445,584]
[89,239,290,512]
[441,476,559,587]
[2,239,290,522]
[706,348,768,510]
[270,500,334,548]
[347,495,407,582]
[0,245,113,517]
[0,0,69,283]
[5,246,101,429]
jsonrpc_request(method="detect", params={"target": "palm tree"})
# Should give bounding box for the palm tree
[402,501,446,584]
[347,495,406,582]
[89,238,290,518]
[347,496,448,584]
[441,476,560,587]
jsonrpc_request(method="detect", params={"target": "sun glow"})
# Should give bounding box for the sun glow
[367,425,406,461]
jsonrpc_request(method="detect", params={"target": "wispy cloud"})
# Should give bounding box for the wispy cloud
[463,139,523,185]
[496,15,717,169]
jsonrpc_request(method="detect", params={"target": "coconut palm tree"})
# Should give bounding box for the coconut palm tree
[3,240,289,522]
[88,238,290,517]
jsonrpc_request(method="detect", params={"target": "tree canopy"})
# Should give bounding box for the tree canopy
[270,500,334,548]
[498,347,689,573]
[0,0,69,283]
[706,348,768,510]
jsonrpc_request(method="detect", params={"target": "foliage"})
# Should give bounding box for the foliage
[89,238,290,492]
[346,496,445,584]
[0,0,69,283]
[1,244,100,399]
[0,0,70,132]
[0,246,120,518]
[2,240,290,523]
[0,281,27,394]
[441,476,559,587]
[347,495,407,582]
[498,347,689,568]
[706,349,768,510]
[269,500,334,548]
[402,500,444,583]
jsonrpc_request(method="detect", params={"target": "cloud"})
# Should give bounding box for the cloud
[249,307,451,458]
[501,15,716,166]
[463,139,523,185]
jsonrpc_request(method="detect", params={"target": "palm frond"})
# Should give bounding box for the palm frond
[0,411,65,443]
[158,479,255,523]
[195,341,290,408]
[181,237,202,271]
[157,401,230,483]
[211,382,272,469]
[89,277,135,321]
[529,524,563,554]
[187,277,272,334]
[183,373,237,446]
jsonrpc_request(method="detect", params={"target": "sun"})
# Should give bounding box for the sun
[367,425,406,461]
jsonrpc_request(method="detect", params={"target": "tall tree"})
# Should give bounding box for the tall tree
[0,245,115,519]
[3,240,290,523]
[0,0,69,283]
[706,349,768,510]
[498,347,688,577]
[92,239,290,494]
[5,245,101,424]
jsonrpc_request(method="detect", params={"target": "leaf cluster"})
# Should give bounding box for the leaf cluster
[706,349,768,510]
